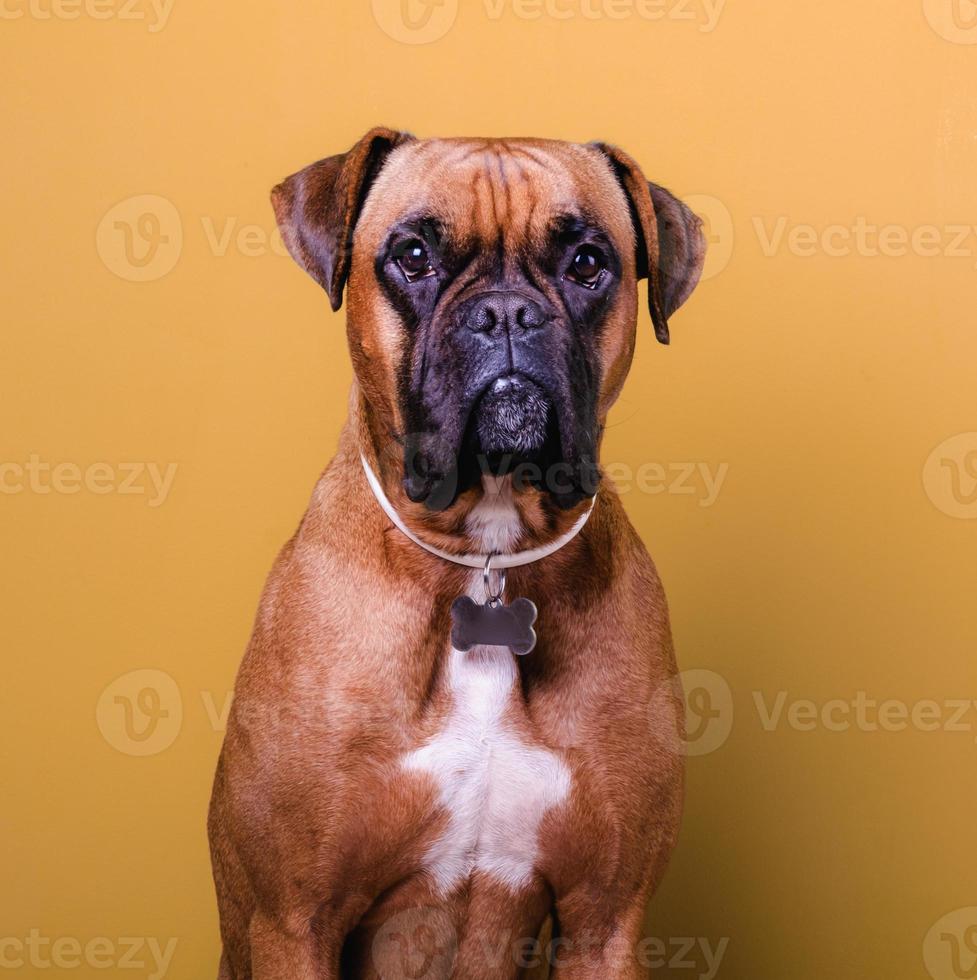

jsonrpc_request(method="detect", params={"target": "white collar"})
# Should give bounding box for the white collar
[359,452,596,569]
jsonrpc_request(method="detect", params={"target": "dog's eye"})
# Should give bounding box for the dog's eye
[396,239,435,282]
[565,245,605,288]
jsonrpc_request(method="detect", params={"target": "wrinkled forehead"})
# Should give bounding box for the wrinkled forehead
[358,138,635,255]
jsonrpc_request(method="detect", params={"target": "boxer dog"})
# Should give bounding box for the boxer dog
[208,128,706,980]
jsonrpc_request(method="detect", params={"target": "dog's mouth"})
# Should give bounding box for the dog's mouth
[404,372,600,510]
[403,373,599,512]
[470,374,553,462]
[457,373,567,492]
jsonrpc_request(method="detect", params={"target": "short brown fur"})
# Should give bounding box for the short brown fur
[210,130,705,979]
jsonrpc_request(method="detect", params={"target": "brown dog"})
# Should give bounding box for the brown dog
[208,129,706,980]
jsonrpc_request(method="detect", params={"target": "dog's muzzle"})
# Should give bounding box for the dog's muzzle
[474,374,551,456]
[460,289,556,458]
[403,286,599,511]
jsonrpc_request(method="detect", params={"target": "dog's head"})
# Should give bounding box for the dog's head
[272,128,705,513]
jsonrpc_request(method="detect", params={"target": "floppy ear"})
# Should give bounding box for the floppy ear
[271,127,414,311]
[591,142,706,344]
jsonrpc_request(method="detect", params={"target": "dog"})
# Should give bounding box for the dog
[208,128,706,980]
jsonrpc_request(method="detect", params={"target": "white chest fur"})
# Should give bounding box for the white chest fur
[400,481,572,895]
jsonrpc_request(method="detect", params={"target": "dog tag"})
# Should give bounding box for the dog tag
[451,595,538,656]
[450,556,538,656]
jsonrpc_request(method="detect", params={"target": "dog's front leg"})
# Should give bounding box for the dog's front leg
[547,901,650,980]
[248,912,341,980]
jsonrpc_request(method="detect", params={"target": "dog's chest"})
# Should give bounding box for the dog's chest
[399,486,572,895]
[401,642,570,895]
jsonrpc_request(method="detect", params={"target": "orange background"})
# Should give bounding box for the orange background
[3,1,976,977]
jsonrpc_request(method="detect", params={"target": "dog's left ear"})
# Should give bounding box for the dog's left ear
[591,142,706,344]
[271,127,415,312]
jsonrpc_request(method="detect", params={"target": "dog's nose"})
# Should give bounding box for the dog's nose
[466,292,547,334]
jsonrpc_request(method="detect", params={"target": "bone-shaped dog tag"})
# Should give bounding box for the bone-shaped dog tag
[450,554,538,656]
[450,595,538,656]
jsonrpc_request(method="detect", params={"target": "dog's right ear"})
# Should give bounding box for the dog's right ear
[271,127,414,311]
